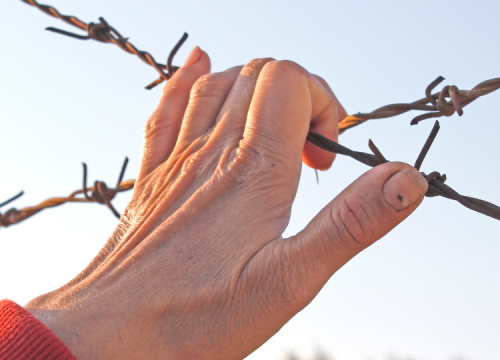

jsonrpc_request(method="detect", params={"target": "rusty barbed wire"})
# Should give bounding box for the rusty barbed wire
[21,0,500,118]
[0,192,25,209]
[8,0,500,227]
[5,120,500,227]
[20,0,188,90]
[339,76,500,132]
[307,121,500,221]
[0,158,135,228]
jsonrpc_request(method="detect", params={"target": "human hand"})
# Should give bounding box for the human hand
[25,47,428,360]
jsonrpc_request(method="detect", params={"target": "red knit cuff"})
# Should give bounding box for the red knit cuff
[0,300,76,360]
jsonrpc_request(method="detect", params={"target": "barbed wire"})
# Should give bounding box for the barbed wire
[0,158,135,228]
[20,0,187,90]
[307,121,500,221]
[0,192,25,210]
[21,0,500,125]
[4,0,500,228]
[339,76,500,132]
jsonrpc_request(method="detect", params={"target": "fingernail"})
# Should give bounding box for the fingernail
[183,46,202,67]
[383,168,428,211]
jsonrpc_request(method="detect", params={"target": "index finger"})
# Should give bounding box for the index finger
[241,60,341,172]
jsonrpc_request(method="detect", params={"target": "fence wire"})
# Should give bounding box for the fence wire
[308,121,500,221]
[0,159,135,227]
[3,0,500,227]
[339,76,500,132]
[19,0,187,90]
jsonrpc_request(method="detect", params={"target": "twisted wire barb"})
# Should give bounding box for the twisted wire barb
[339,76,500,132]
[0,158,135,228]
[21,0,499,115]
[0,192,25,209]
[11,0,500,227]
[307,121,500,221]
[20,0,188,89]
[6,121,499,227]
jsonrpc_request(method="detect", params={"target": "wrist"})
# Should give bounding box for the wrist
[0,299,76,360]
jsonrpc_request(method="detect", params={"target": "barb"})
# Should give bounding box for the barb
[145,33,189,90]
[0,159,134,228]
[20,0,187,89]
[15,1,500,226]
[339,76,500,132]
[368,139,388,164]
[307,126,500,221]
[0,192,24,209]
[414,121,440,170]
[22,1,499,111]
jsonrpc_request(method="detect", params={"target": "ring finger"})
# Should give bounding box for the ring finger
[176,66,243,148]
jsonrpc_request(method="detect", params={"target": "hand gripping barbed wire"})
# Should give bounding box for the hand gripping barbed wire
[20,0,188,90]
[0,158,135,228]
[308,121,500,221]
[8,0,500,227]
[339,76,500,132]
[4,121,500,227]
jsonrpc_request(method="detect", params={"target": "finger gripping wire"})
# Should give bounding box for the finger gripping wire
[306,127,500,221]
[15,0,500,228]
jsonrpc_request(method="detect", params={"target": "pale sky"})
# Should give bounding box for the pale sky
[1,0,500,359]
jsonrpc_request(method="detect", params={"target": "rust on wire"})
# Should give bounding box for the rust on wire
[307,122,500,221]
[12,0,500,227]
[339,76,500,132]
[145,33,189,90]
[82,157,129,218]
[0,159,134,228]
[20,0,187,89]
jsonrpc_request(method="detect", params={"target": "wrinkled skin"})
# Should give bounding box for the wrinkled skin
[25,48,427,360]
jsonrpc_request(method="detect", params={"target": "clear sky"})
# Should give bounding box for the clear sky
[1,0,500,359]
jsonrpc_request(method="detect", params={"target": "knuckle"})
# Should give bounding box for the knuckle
[180,146,216,177]
[216,144,263,184]
[240,57,275,75]
[181,152,198,174]
[263,59,307,77]
[313,74,331,91]
[218,140,289,184]
[143,110,178,143]
[215,143,295,213]
[190,72,233,99]
[143,115,164,141]
[329,198,381,251]
[181,151,204,176]
[161,76,190,97]
[177,136,222,177]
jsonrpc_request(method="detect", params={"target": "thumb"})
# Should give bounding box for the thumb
[278,162,428,308]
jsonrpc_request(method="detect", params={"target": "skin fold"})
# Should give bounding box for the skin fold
[25,47,428,360]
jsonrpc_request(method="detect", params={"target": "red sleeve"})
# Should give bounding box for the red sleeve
[0,300,76,360]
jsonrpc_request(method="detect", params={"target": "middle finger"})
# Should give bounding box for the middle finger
[207,58,275,145]
[177,66,242,147]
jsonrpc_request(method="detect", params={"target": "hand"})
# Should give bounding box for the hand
[25,47,428,360]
